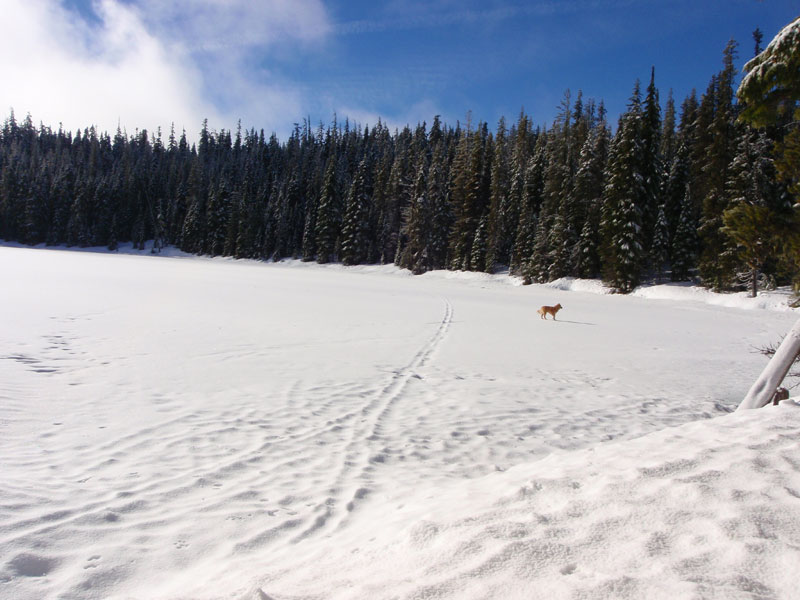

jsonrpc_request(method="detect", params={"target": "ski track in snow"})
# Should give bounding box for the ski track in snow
[293,297,454,541]
[0,245,798,599]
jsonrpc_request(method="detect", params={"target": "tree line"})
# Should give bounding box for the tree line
[1,39,798,295]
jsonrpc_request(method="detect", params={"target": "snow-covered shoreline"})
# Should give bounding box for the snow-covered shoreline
[3,239,797,313]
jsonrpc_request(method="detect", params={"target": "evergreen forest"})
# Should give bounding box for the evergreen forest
[1,39,798,295]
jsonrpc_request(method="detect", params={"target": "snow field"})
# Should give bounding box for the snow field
[257,402,800,600]
[0,244,798,599]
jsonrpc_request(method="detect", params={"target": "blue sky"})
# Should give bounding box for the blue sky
[2,1,797,141]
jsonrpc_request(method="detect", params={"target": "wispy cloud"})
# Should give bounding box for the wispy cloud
[333,0,634,35]
[134,0,331,52]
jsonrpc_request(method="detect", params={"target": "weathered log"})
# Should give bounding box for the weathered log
[738,317,800,410]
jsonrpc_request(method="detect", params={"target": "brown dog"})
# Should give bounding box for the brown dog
[537,303,562,320]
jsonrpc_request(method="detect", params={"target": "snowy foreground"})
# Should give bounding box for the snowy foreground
[1,244,799,600]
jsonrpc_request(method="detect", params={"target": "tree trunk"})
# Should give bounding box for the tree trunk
[751,267,758,298]
[738,317,800,410]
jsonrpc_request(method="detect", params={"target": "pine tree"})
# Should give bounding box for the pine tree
[737,16,800,290]
[301,202,317,262]
[697,41,741,290]
[575,205,601,278]
[738,17,800,128]
[449,122,490,270]
[426,143,451,269]
[572,117,609,277]
[530,93,574,281]
[506,114,534,272]
[641,68,663,248]
[670,186,698,281]
[378,132,412,264]
[511,132,546,274]
[662,140,691,250]
[524,218,548,284]
[600,82,646,292]
[180,158,207,254]
[340,158,372,266]
[66,182,92,247]
[205,181,229,256]
[722,127,782,295]
[470,213,489,274]
[315,156,340,264]
[0,154,23,241]
[660,91,677,175]
[649,204,670,281]
[547,210,574,280]
[398,156,430,273]
[484,116,510,271]
[222,187,242,257]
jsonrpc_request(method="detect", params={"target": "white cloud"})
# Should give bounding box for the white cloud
[0,0,332,141]
[0,0,221,138]
[0,0,470,143]
[136,0,331,51]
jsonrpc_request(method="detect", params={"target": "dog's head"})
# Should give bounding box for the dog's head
[555,303,562,311]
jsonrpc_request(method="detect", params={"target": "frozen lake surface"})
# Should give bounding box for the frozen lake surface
[1,244,799,599]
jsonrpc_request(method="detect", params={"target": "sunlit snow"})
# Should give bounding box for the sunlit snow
[1,243,798,599]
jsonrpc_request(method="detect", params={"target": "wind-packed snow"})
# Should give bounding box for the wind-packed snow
[1,244,799,599]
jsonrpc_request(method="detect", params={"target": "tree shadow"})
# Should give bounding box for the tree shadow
[552,319,596,326]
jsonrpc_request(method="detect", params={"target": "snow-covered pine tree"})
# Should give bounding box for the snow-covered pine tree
[738,16,800,130]
[640,68,663,253]
[660,91,677,178]
[378,130,412,264]
[523,218,549,283]
[484,116,510,272]
[222,187,242,257]
[314,156,340,264]
[340,157,373,266]
[600,81,646,293]
[470,214,489,274]
[737,16,800,291]
[398,156,430,273]
[670,184,698,281]
[697,41,741,290]
[723,202,779,297]
[426,142,451,270]
[575,206,601,279]
[662,140,690,252]
[511,132,547,274]
[649,204,670,281]
[180,159,207,254]
[531,93,573,281]
[205,181,229,257]
[721,127,782,296]
[571,116,609,278]
[301,203,317,262]
[448,122,490,271]
[506,114,534,272]
[547,210,574,280]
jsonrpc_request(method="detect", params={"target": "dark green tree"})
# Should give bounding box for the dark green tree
[600,82,646,293]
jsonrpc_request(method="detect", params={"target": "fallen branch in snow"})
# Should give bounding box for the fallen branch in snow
[738,317,800,410]
[754,340,800,387]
